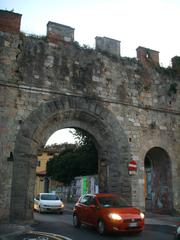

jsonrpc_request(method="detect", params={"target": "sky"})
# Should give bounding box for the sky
[1,0,180,145]
[45,128,76,146]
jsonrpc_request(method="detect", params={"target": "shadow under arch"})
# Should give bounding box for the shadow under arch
[10,95,131,221]
[144,147,173,214]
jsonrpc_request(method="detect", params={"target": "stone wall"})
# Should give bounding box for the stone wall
[0,10,179,222]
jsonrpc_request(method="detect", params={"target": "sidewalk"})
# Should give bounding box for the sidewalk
[145,212,180,227]
[0,203,179,239]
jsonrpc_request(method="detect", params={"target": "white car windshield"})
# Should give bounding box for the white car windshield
[41,194,59,200]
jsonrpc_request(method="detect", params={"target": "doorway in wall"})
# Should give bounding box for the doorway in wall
[144,147,173,213]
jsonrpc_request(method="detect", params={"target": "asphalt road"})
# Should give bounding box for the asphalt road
[32,211,176,240]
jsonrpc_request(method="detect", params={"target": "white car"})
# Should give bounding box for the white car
[34,193,64,213]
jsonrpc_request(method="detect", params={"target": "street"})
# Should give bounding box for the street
[32,211,176,240]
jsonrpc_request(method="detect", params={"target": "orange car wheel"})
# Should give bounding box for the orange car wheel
[97,219,106,235]
[73,214,81,228]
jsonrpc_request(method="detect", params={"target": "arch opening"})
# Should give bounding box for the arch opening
[10,96,131,221]
[35,127,99,201]
[144,147,173,214]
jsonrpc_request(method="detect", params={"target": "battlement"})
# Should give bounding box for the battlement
[0,10,21,33]
[0,10,179,69]
[47,21,74,43]
[136,46,159,66]
[172,56,180,74]
[95,36,121,58]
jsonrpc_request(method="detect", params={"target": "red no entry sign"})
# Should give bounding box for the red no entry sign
[128,160,137,175]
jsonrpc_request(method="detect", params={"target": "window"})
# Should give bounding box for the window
[146,51,150,59]
[80,195,97,206]
[80,195,90,205]
[88,196,97,206]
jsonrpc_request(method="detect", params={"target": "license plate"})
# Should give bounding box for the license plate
[129,222,138,227]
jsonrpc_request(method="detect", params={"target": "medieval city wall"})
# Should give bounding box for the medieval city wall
[0,10,179,222]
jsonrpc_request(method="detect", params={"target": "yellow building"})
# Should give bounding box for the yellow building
[34,151,54,196]
[34,144,74,196]
[34,143,74,196]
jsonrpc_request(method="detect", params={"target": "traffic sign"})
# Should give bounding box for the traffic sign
[128,160,137,175]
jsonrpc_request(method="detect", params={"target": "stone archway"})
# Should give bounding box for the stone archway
[144,147,173,214]
[10,95,131,221]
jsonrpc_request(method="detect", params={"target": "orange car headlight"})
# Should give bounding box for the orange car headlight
[140,212,145,219]
[108,213,122,220]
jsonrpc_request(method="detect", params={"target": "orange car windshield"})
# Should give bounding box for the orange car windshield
[97,196,130,208]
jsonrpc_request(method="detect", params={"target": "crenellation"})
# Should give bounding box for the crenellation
[0,10,22,34]
[47,21,74,44]
[95,36,121,58]
[172,56,180,74]
[136,46,159,67]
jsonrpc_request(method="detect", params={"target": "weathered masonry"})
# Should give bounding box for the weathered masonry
[0,10,179,223]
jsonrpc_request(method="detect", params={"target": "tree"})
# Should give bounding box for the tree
[46,128,98,185]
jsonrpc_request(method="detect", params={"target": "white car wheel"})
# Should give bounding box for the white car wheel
[38,205,42,213]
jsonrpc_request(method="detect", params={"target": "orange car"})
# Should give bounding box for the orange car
[73,193,145,235]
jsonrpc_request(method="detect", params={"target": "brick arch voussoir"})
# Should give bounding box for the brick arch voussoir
[47,96,115,130]
[15,95,130,159]
[15,95,129,156]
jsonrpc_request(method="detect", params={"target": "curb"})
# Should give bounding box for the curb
[24,231,72,240]
[145,221,177,228]
[0,231,72,240]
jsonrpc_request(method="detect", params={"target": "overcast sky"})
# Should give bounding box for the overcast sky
[1,0,180,145]
[45,129,76,146]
